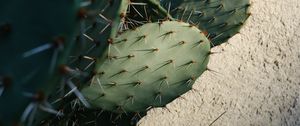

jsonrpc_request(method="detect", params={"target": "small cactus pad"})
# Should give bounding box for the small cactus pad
[81,21,210,112]
[161,0,250,46]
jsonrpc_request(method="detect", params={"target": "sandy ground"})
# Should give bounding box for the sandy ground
[138,0,300,125]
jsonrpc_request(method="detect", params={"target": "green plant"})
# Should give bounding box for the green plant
[160,0,250,46]
[0,0,81,125]
[82,21,210,112]
[0,0,250,125]
[69,0,130,72]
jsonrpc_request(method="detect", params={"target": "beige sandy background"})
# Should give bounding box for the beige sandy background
[138,0,300,125]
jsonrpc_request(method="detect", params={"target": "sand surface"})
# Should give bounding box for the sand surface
[139,0,300,125]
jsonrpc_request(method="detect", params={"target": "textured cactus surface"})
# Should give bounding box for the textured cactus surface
[125,0,172,29]
[0,0,80,125]
[81,21,210,113]
[47,0,131,111]
[69,0,130,73]
[160,0,250,46]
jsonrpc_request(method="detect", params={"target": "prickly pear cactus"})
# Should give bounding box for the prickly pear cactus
[0,0,80,125]
[0,0,251,125]
[69,0,130,73]
[81,21,211,113]
[44,2,132,113]
[160,0,251,46]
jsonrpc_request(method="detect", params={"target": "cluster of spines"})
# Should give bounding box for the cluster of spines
[41,105,146,126]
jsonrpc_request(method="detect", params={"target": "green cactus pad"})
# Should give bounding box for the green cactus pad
[0,0,80,125]
[81,21,210,113]
[160,0,250,46]
[69,0,130,73]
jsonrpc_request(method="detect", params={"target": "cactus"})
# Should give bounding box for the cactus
[125,0,173,29]
[44,1,132,112]
[81,21,210,112]
[0,0,81,125]
[160,0,251,46]
[0,0,251,125]
[68,0,130,73]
